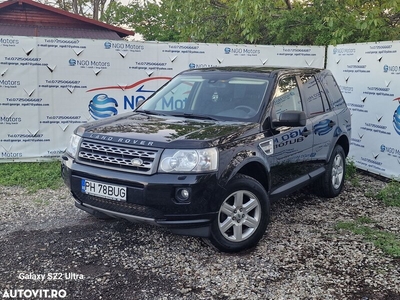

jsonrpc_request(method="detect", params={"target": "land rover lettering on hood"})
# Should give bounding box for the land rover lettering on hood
[62,66,351,252]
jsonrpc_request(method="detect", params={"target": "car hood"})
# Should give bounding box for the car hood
[80,112,260,148]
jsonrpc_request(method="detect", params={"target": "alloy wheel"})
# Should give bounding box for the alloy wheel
[218,190,261,242]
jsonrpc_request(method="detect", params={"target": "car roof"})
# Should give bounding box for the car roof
[180,66,323,77]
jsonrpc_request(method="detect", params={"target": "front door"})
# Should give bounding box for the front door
[266,75,314,196]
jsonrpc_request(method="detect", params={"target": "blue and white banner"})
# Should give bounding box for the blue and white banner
[2,35,399,179]
[0,36,325,162]
[327,41,400,178]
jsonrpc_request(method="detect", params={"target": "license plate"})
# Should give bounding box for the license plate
[81,179,127,201]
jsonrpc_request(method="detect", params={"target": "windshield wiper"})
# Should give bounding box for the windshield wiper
[136,109,166,116]
[169,113,218,121]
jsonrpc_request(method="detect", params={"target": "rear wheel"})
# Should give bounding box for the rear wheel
[318,145,346,198]
[207,174,270,253]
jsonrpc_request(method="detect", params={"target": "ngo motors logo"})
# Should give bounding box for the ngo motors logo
[393,97,400,135]
[188,63,216,69]
[103,41,145,51]
[313,119,333,136]
[384,65,389,72]
[332,47,355,55]
[68,58,110,68]
[223,47,260,55]
[104,41,112,49]
[86,77,171,120]
[384,65,400,73]
[89,94,118,120]
[380,144,400,157]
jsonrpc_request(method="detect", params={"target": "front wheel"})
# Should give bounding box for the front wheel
[317,145,346,198]
[207,174,270,253]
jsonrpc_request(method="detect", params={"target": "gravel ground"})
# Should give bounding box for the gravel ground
[0,172,399,300]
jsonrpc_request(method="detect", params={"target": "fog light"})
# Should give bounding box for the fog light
[175,188,190,203]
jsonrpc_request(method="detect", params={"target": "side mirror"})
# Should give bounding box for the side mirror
[272,110,306,127]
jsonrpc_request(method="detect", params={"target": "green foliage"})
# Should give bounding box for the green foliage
[0,161,63,192]
[322,0,400,45]
[375,179,400,207]
[345,158,359,186]
[104,0,183,42]
[42,0,400,45]
[336,217,400,258]
[103,0,400,45]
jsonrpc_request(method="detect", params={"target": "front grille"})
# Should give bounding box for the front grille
[77,139,160,174]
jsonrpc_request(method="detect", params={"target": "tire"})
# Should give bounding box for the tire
[207,174,270,253]
[318,145,346,198]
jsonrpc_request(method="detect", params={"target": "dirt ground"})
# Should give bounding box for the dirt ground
[0,173,399,300]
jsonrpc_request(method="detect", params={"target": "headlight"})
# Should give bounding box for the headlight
[66,134,81,158]
[159,148,218,173]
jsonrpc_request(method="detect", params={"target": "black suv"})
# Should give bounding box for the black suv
[62,66,351,252]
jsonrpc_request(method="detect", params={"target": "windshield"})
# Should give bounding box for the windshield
[138,71,269,121]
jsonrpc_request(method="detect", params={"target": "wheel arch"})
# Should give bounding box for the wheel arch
[236,161,270,194]
[336,134,350,157]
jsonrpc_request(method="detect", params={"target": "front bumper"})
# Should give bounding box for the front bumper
[61,155,223,237]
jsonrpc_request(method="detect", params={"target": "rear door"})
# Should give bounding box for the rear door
[298,73,338,162]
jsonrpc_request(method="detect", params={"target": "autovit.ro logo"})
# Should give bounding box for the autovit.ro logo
[393,97,400,135]
[88,94,118,120]
[0,289,67,298]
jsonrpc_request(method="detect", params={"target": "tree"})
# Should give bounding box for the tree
[51,0,400,45]
[322,0,400,44]
[41,0,110,20]
[104,0,269,43]
[103,0,182,41]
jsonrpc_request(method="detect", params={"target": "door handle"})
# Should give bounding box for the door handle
[302,128,312,137]
[329,120,336,127]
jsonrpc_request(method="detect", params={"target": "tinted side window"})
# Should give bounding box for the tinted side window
[271,76,302,121]
[300,74,331,117]
[319,72,346,109]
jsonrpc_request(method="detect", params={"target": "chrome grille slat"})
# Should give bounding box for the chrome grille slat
[80,142,157,158]
[77,139,159,174]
